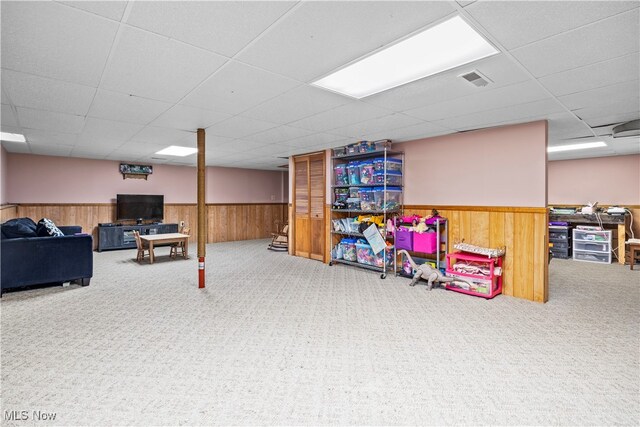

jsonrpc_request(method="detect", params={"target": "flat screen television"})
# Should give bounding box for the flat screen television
[116,194,164,221]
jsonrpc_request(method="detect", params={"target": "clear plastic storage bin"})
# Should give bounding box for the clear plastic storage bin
[356,243,392,267]
[373,186,402,211]
[334,164,348,185]
[373,157,403,172]
[349,187,360,198]
[346,198,361,210]
[341,238,357,261]
[334,188,349,203]
[359,161,375,184]
[347,161,361,185]
[358,188,376,211]
[373,170,402,186]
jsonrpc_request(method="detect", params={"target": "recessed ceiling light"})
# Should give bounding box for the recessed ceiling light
[547,141,607,153]
[312,15,499,99]
[0,132,26,143]
[155,146,198,156]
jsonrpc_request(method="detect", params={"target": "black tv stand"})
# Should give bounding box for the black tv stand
[97,223,178,252]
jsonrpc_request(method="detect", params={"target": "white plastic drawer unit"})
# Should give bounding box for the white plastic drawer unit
[573,229,611,243]
[572,229,611,264]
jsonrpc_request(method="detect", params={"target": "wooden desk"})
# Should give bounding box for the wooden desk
[549,213,630,265]
[140,233,189,264]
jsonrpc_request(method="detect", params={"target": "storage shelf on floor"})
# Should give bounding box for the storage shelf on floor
[445,251,503,299]
[330,141,403,279]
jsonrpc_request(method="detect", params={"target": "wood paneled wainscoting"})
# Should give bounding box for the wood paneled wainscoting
[323,205,548,303]
[13,203,286,250]
[403,205,548,303]
[1,205,18,222]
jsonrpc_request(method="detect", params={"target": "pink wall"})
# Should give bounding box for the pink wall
[548,154,640,205]
[398,121,548,207]
[0,146,7,205]
[5,153,286,204]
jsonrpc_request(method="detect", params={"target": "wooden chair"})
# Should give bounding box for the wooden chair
[133,230,153,262]
[170,226,190,259]
[268,221,288,251]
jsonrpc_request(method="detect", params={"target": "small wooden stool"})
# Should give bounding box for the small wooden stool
[630,244,640,271]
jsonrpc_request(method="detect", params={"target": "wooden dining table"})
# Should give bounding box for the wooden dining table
[140,233,190,264]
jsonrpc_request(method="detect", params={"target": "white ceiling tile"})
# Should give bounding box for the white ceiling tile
[404,80,550,122]
[23,128,79,146]
[241,85,351,124]
[70,146,113,157]
[237,1,455,81]
[366,122,452,142]
[150,104,231,131]
[242,125,315,145]
[511,9,640,77]
[100,26,228,103]
[78,117,144,144]
[126,1,296,57]
[131,126,194,145]
[582,110,640,128]
[467,1,639,50]
[0,140,30,154]
[363,54,531,111]
[279,133,343,148]
[1,104,18,127]
[331,114,424,139]
[1,88,10,104]
[181,61,300,115]
[17,107,85,134]
[435,99,565,131]
[1,69,96,115]
[558,80,640,111]
[222,139,272,152]
[59,1,128,21]
[546,113,593,141]
[29,143,74,157]
[1,1,118,86]
[88,90,172,125]
[103,141,167,156]
[538,53,640,97]
[573,97,640,121]
[288,102,393,132]
[206,116,278,138]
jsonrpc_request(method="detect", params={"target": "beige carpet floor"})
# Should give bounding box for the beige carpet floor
[1,239,639,426]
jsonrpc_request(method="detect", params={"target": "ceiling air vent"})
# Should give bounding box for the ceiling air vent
[459,70,492,87]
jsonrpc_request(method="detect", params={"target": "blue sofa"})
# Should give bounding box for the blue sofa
[1,222,93,296]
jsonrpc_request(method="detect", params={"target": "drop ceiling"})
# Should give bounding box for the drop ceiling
[1,0,638,169]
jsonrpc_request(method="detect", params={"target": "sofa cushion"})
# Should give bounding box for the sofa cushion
[1,217,37,239]
[36,218,64,237]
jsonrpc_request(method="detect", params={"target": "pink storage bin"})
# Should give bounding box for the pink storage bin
[413,231,437,253]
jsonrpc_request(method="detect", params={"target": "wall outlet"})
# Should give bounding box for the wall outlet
[180,221,185,227]
[271,195,276,201]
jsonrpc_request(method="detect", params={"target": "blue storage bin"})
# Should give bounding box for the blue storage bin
[373,157,403,172]
[373,170,402,186]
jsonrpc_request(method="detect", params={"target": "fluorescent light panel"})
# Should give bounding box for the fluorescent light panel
[0,132,26,143]
[155,145,198,156]
[312,15,499,99]
[547,141,607,153]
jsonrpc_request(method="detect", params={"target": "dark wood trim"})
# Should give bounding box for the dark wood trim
[404,205,547,213]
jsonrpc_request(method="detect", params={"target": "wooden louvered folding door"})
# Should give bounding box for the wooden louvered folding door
[293,153,325,261]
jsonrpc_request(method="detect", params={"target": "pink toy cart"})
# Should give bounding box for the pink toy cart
[445,251,503,299]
